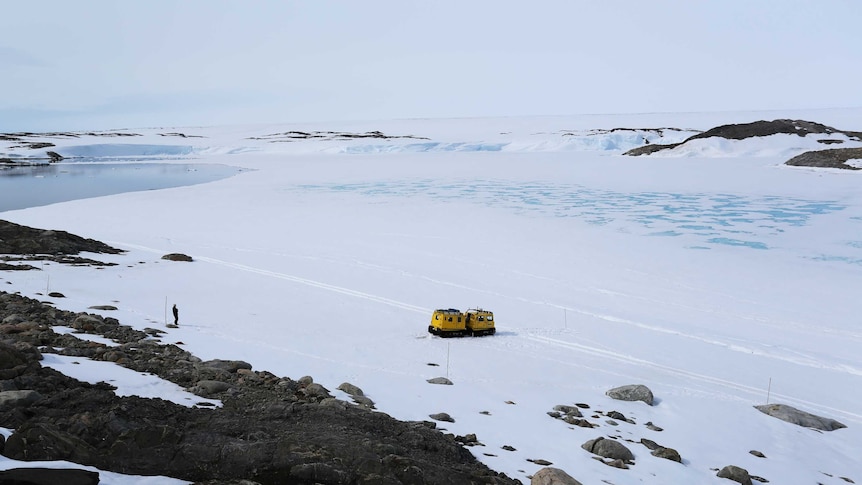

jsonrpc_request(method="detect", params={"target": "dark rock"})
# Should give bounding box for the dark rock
[193,379,232,395]
[754,403,846,431]
[88,305,117,311]
[625,142,682,156]
[750,450,766,458]
[651,446,681,463]
[0,467,99,485]
[552,404,582,417]
[581,436,634,462]
[640,438,661,451]
[336,382,375,408]
[337,382,364,397]
[606,410,628,421]
[785,147,862,170]
[200,359,252,373]
[427,376,453,385]
[0,220,123,256]
[645,421,663,431]
[430,412,454,423]
[687,119,853,141]
[717,465,753,485]
[161,253,194,262]
[47,292,65,298]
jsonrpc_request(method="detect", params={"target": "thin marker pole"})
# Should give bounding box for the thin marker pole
[766,377,772,404]
[164,296,168,326]
[446,342,451,379]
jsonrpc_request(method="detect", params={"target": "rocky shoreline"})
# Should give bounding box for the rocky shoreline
[0,219,519,485]
[0,292,519,485]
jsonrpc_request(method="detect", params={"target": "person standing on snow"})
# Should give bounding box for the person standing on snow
[172,304,179,325]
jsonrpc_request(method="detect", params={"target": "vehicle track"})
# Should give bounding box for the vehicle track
[114,241,862,424]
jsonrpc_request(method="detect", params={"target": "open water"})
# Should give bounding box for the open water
[0,162,243,213]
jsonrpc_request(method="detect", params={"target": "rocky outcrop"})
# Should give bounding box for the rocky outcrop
[0,220,123,256]
[606,384,654,405]
[685,119,859,141]
[785,147,862,170]
[624,119,862,156]
[754,403,846,431]
[0,291,517,485]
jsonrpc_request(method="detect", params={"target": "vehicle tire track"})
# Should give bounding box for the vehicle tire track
[113,242,431,314]
[525,333,862,424]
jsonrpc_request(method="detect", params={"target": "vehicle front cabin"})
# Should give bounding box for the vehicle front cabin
[465,308,495,336]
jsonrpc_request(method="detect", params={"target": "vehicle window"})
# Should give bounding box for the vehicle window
[487,316,493,321]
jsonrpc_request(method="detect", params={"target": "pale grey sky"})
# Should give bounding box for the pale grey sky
[2,1,860,131]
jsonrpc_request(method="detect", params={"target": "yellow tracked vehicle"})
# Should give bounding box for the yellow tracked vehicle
[428,308,496,337]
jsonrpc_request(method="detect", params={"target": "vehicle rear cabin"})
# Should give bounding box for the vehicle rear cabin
[428,308,495,337]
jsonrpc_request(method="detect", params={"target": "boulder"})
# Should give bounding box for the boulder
[552,404,582,417]
[532,466,582,485]
[161,253,193,262]
[429,412,454,423]
[193,379,232,395]
[581,436,634,462]
[606,384,654,405]
[337,382,364,397]
[651,447,681,463]
[754,403,846,431]
[427,377,453,385]
[88,305,118,311]
[302,382,332,399]
[717,465,753,485]
[200,359,253,373]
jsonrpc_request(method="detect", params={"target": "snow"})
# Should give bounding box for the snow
[1,110,861,484]
[39,352,222,408]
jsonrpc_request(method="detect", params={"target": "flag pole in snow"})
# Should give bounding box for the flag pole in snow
[766,377,772,404]
[164,296,168,326]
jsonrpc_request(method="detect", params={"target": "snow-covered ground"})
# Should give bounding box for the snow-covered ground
[2,109,861,484]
